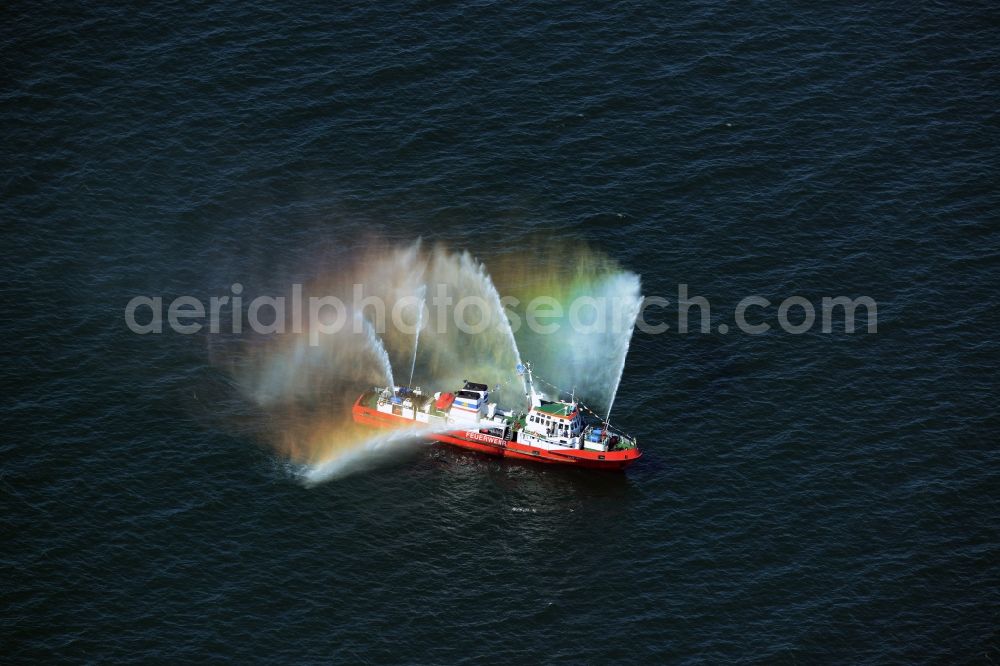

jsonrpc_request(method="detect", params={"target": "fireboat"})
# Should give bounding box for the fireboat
[351,363,641,470]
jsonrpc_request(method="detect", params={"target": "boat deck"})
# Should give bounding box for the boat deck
[358,388,636,453]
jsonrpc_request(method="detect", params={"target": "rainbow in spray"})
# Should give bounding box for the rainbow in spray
[212,239,642,477]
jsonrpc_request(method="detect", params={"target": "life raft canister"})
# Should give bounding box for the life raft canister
[435,392,455,410]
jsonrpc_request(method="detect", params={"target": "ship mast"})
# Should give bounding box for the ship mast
[519,362,541,409]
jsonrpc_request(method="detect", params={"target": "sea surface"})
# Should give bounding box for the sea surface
[3,1,999,663]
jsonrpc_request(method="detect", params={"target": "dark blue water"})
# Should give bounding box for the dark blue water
[4,2,999,662]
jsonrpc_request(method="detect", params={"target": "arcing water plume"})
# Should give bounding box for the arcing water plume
[489,241,643,416]
[300,424,450,485]
[211,237,641,480]
[415,247,523,398]
[407,284,426,386]
[602,276,641,422]
[355,310,394,390]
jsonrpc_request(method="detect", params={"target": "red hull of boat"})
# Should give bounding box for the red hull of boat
[352,397,641,471]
